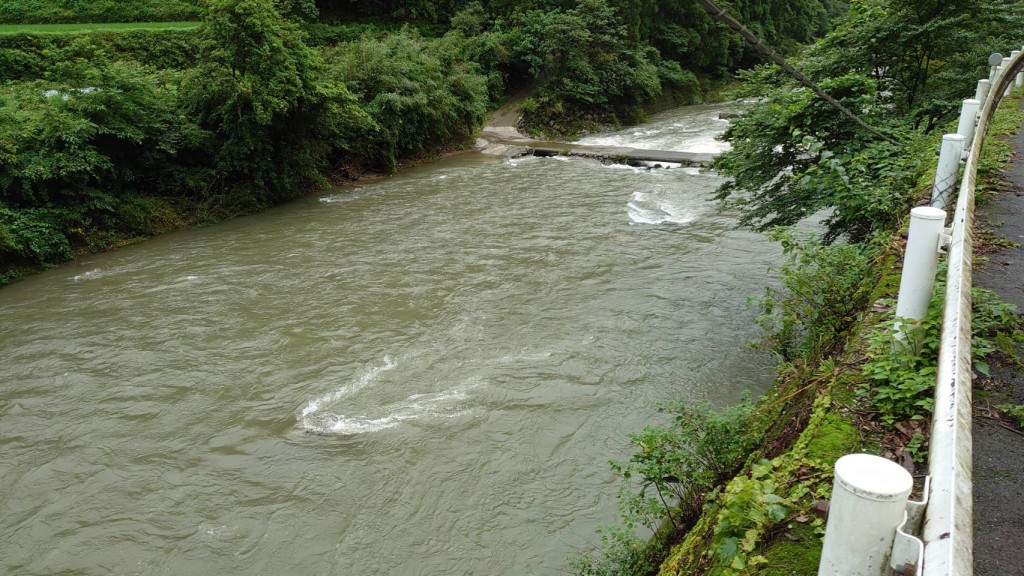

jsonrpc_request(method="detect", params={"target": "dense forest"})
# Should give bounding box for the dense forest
[0,0,839,285]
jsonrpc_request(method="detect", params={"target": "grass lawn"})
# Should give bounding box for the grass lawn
[0,21,199,34]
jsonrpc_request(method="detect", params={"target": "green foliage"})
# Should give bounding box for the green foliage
[181,0,375,202]
[0,22,199,33]
[0,29,202,82]
[565,525,660,576]
[998,403,1024,428]
[715,0,1024,242]
[570,397,760,575]
[323,28,489,170]
[0,47,192,269]
[860,299,942,425]
[610,396,761,532]
[712,458,798,572]
[0,50,183,204]
[805,0,1022,132]
[713,71,934,242]
[753,228,878,362]
[0,206,73,263]
[0,0,201,24]
[863,286,1023,428]
[498,0,662,134]
[703,393,839,575]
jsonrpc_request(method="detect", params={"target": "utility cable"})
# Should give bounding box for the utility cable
[694,0,901,146]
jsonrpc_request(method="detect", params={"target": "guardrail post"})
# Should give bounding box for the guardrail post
[975,79,991,104]
[895,206,946,337]
[931,134,966,210]
[1003,57,1013,96]
[1014,51,1023,87]
[818,454,914,576]
[955,99,981,156]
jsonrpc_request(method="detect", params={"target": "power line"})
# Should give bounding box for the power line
[694,0,901,146]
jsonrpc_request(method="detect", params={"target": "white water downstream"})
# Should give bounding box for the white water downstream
[0,104,779,575]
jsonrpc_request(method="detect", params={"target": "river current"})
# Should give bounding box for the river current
[1,104,779,575]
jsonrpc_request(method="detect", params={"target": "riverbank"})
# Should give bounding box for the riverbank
[594,95,1024,576]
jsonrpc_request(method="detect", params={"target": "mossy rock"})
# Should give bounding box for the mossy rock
[757,522,822,576]
[805,412,860,462]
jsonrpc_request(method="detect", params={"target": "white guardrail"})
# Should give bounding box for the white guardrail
[818,48,1024,576]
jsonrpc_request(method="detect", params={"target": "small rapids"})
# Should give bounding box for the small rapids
[575,102,737,153]
[0,103,778,576]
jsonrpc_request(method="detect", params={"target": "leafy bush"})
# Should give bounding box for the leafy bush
[570,397,760,576]
[804,0,1017,132]
[180,0,376,201]
[498,0,662,134]
[0,48,192,271]
[611,396,761,530]
[753,228,879,362]
[0,206,73,263]
[863,285,1023,426]
[861,298,942,425]
[0,52,183,210]
[323,28,489,170]
[565,526,659,576]
[0,29,202,82]
[713,72,933,243]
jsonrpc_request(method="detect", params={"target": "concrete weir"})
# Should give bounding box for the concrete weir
[477,121,720,167]
[530,144,716,166]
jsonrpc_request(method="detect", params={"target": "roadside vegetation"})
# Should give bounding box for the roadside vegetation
[568,1,1024,574]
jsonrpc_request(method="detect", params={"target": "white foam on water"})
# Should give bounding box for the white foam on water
[682,167,702,176]
[72,268,104,281]
[297,359,483,435]
[505,155,539,168]
[638,161,683,170]
[319,189,367,204]
[626,191,696,226]
[603,163,644,172]
[299,356,397,419]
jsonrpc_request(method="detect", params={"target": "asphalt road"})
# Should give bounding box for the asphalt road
[972,98,1024,576]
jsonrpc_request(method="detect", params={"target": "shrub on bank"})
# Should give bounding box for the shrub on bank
[322,29,489,171]
[0,29,202,82]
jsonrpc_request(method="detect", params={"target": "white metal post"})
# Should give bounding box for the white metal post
[895,206,946,335]
[1003,58,1013,96]
[931,134,965,210]
[1014,51,1024,87]
[955,99,980,156]
[818,454,914,576]
[975,79,991,104]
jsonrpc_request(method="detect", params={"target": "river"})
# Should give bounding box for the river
[0,104,779,575]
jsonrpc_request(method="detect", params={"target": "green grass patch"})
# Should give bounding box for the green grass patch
[0,21,199,34]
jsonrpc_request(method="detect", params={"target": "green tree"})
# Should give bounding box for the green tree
[323,29,489,171]
[181,0,373,206]
[0,42,188,268]
[713,0,1021,241]
[806,0,1022,131]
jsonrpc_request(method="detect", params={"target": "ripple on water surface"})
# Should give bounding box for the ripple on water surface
[0,113,779,575]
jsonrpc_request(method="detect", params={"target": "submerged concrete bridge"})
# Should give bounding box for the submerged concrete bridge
[478,122,717,166]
